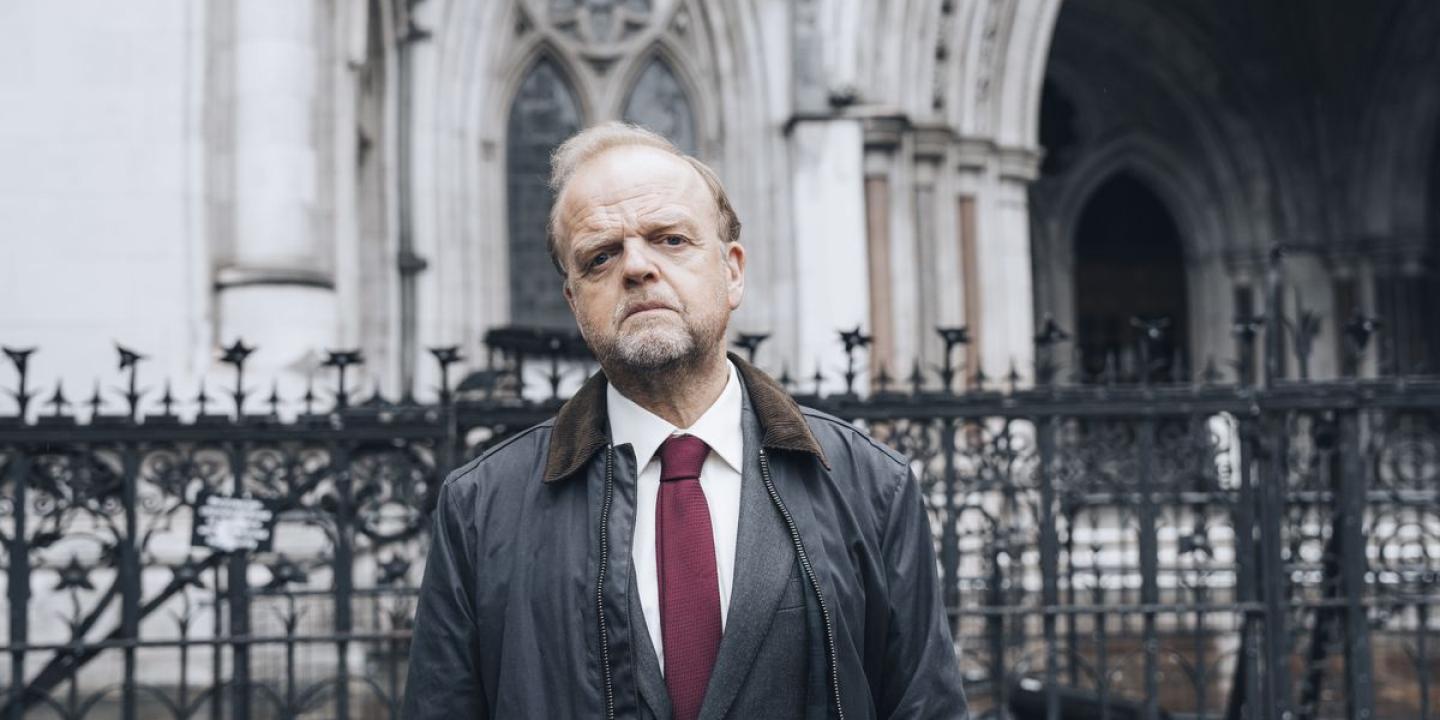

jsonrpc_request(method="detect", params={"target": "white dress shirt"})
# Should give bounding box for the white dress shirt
[606,360,743,671]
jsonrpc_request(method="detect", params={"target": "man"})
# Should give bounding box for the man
[403,122,966,719]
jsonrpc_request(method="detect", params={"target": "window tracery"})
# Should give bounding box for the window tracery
[502,1,711,330]
[506,58,584,329]
[622,57,696,155]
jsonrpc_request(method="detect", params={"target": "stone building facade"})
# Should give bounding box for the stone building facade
[3,0,1438,405]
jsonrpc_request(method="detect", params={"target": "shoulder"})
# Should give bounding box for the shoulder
[793,405,916,543]
[438,418,557,503]
[796,405,911,510]
[797,405,908,469]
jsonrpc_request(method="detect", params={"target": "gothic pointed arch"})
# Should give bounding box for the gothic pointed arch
[506,54,584,329]
[620,52,698,155]
[1072,172,1190,383]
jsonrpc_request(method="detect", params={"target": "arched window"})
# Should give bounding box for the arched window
[622,56,697,155]
[507,58,583,330]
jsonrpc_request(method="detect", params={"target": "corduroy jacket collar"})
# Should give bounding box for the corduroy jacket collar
[542,352,830,483]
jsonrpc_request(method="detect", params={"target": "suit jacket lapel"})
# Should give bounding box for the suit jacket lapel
[628,568,672,719]
[697,382,798,720]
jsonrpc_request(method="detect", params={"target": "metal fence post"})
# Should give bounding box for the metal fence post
[1337,409,1375,719]
[227,441,252,720]
[5,451,30,720]
[334,444,356,720]
[1138,417,1160,720]
[941,418,960,621]
[1227,415,1262,720]
[1258,412,1293,720]
[120,444,141,720]
[1037,415,1061,720]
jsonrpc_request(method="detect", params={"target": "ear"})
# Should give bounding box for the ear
[724,242,746,310]
[563,277,575,311]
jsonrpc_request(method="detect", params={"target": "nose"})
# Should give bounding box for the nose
[619,236,659,286]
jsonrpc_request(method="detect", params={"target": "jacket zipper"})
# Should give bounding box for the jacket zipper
[759,449,846,720]
[596,445,617,720]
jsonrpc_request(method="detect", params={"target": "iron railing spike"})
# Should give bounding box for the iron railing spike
[3,347,36,419]
[731,333,770,365]
[323,349,364,410]
[874,362,892,394]
[363,377,389,408]
[908,358,925,396]
[47,380,69,417]
[429,346,463,404]
[935,326,968,393]
[194,379,213,417]
[1201,357,1221,385]
[160,380,176,416]
[838,326,870,395]
[303,375,317,415]
[87,380,104,419]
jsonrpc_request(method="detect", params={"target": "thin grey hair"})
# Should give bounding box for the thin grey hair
[545,122,741,276]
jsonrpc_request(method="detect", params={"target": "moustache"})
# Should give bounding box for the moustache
[617,297,682,320]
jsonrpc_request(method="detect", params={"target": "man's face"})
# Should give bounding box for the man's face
[556,145,745,373]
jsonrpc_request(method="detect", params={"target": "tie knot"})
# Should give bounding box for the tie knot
[658,434,709,482]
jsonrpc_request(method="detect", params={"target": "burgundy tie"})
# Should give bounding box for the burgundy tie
[656,434,721,720]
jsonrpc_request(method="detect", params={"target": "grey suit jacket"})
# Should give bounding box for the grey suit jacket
[625,386,812,719]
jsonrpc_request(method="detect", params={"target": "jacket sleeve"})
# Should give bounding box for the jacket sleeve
[875,465,969,719]
[402,479,489,718]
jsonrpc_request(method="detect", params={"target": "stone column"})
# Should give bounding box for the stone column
[214,0,337,379]
[863,118,904,380]
[954,139,1040,386]
[910,126,954,375]
[788,119,870,391]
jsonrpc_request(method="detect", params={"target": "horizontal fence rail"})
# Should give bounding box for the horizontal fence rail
[4,264,1440,719]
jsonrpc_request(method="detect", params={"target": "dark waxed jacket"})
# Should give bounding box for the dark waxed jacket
[402,353,967,719]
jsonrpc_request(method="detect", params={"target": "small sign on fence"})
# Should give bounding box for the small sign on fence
[191,492,277,553]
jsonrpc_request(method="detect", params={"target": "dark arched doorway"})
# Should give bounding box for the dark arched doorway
[1074,173,1190,383]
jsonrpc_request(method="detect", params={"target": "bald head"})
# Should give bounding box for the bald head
[546,122,740,275]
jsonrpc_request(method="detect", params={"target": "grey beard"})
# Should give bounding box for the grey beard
[585,314,727,387]
[611,324,696,369]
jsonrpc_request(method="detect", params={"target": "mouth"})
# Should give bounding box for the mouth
[623,302,678,320]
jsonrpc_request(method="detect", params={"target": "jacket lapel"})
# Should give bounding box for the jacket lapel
[628,569,672,719]
[697,381,798,720]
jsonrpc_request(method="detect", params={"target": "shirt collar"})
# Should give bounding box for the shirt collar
[606,360,743,474]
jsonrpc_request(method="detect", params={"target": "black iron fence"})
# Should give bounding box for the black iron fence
[3,270,1440,720]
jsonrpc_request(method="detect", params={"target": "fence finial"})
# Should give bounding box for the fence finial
[936,326,969,393]
[428,346,463,404]
[4,346,37,419]
[220,339,256,417]
[731,333,769,365]
[116,343,146,421]
[839,326,871,395]
[323,350,364,409]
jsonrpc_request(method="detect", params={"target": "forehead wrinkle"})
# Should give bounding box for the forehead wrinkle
[568,188,701,234]
[558,146,714,248]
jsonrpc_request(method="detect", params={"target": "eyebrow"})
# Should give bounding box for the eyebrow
[570,210,701,250]
[638,210,700,233]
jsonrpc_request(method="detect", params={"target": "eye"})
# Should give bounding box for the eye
[660,234,686,246]
[587,251,612,269]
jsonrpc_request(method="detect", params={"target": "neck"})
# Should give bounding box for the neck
[604,348,729,428]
